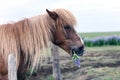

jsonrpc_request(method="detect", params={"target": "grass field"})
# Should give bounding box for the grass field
[79,31,120,39]
[28,46,120,80]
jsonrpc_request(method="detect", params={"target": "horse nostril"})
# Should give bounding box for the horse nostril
[79,45,84,51]
[77,45,84,56]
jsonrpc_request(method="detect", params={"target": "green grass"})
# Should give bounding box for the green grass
[79,31,120,39]
[85,45,120,52]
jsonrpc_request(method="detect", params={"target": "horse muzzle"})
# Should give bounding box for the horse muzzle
[71,45,84,56]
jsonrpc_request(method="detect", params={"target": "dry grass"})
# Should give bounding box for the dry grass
[27,46,120,80]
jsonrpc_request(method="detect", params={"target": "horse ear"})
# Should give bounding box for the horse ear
[46,9,59,20]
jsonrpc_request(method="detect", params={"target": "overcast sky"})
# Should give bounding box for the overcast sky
[0,0,120,32]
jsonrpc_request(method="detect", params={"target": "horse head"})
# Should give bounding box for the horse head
[46,9,84,57]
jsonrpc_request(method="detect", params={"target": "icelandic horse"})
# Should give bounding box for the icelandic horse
[0,8,84,80]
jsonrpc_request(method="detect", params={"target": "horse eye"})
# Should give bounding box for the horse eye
[64,26,71,30]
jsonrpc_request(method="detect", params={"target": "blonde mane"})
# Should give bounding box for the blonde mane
[0,9,76,69]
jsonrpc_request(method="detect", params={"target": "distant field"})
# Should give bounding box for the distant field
[79,31,120,39]
[85,45,120,52]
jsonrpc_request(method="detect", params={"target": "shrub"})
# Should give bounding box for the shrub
[84,35,120,47]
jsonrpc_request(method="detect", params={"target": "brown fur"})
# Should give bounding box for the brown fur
[0,9,76,80]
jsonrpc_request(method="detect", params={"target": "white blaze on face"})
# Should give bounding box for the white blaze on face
[76,33,84,47]
[80,36,84,45]
[75,28,84,45]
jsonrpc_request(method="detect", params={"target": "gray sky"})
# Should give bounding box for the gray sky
[0,0,120,32]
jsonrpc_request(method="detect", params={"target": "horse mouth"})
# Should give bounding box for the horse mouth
[71,46,84,57]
